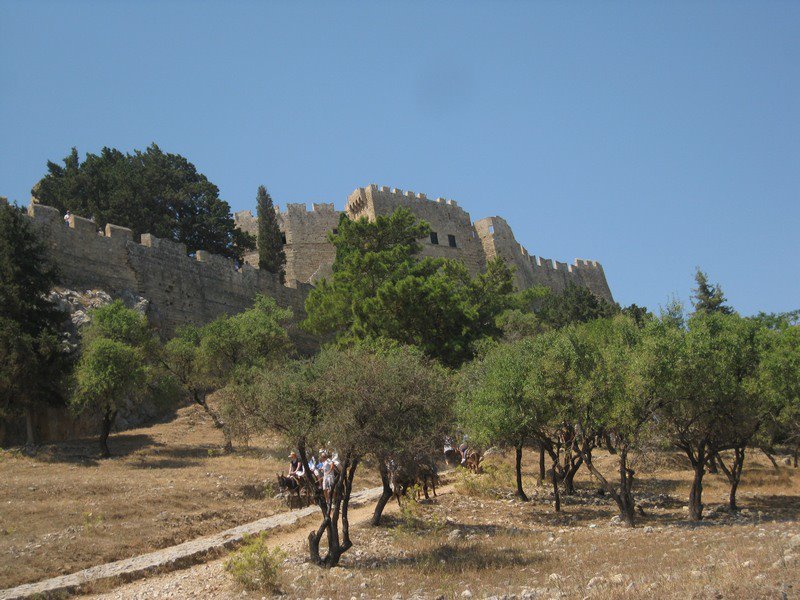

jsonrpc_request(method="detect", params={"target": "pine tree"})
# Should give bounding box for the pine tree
[692,269,733,315]
[256,186,286,282]
[0,200,64,446]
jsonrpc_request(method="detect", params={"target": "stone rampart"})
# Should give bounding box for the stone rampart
[475,216,613,301]
[234,202,342,284]
[346,184,487,275]
[27,202,316,352]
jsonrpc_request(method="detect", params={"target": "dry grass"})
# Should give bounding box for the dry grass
[0,400,378,590]
[278,449,800,600]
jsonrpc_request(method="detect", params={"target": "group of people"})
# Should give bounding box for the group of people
[443,438,472,466]
[287,449,340,502]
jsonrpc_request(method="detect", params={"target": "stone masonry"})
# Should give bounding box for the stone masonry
[25,183,612,352]
[237,184,613,301]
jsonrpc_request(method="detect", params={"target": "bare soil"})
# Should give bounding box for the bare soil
[0,401,378,590]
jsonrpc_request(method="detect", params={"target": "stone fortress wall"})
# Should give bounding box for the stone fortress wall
[235,201,340,285]
[22,182,612,347]
[23,201,317,352]
[232,184,612,302]
[345,185,488,276]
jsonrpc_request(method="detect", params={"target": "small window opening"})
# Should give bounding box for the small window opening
[430,232,439,245]
[448,234,457,248]
[488,225,494,234]
[280,232,287,245]
[332,228,338,235]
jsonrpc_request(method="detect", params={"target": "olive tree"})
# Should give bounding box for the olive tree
[572,316,654,526]
[161,295,293,450]
[649,312,764,519]
[458,338,545,501]
[224,342,451,567]
[71,302,151,457]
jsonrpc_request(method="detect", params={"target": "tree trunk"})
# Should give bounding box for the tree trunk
[562,452,583,495]
[371,461,393,525]
[99,409,117,459]
[24,406,35,448]
[582,443,636,526]
[538,444,546,484]
[707,454,719,474]
[515,443,529,501]
[688,445,706,521]
[760,447,779,471]
[193,391,233,452]
[716,446,746,511]
[551,458,561,513]
[794,444,799,468]
[308,451,356,568]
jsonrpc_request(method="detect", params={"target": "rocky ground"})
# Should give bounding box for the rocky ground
[83,453,800,600]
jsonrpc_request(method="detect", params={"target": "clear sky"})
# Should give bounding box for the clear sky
[1,2,798,315]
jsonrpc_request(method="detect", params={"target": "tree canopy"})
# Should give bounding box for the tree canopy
[0,201,65,443]
[692,268,733,315]
[33,145,255,261]
[302,207,515,367]
[223,341,452,567]
[70,301,155,457]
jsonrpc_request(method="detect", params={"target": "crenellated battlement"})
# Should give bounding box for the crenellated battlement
[346,184,463,220]
[24,201,316,350]
[22,178,612,346]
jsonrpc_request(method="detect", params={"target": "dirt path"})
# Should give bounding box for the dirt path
[88,485,453,600]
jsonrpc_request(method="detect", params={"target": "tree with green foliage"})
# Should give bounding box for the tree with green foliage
[161,295,293,451]
[70,301,152,457]
[526,327,592,502]
[692,268,733,315]
[33,145,255,261]
[0,200,64,446]
[224,343,451,567]
[534,283,620,329]
[303,208,515,367]
[647,312,764,519]
[759,324,800,468]
[571,316,652,525]
[256,185,286,281]
[458,338,546,501]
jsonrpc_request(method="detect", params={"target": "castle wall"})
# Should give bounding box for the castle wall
[345,184,486,275]
[234,203,341,285]
[28,203,317,352]
[475,216,614,302]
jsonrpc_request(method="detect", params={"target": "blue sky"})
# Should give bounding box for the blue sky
[2,2,798,315]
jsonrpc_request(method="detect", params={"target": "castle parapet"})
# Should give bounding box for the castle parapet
[140,233,187,257]
[105,223,134,241]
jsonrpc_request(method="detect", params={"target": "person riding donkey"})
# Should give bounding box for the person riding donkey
[287,451,305,484]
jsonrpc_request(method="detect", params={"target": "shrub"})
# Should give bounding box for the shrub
[453,457,514,499]
[225,534,285,591]
[395,485,446,534]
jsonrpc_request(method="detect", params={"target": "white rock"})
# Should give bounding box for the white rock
[448,529,463,540]
[586,576,606,589]
[742,560,754,568]
[461,591,473,598]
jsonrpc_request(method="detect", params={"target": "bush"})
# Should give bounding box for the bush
[453,457,514,499]
[225,534,285,591]
[395,485,446,534]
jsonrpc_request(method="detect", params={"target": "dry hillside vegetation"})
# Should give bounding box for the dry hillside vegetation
[273,453,800,600]
[87,450,799,600]
[0,401,378,590]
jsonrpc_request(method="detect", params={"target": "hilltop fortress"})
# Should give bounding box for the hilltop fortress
[22,184,612,350]
[234,184,613,301]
